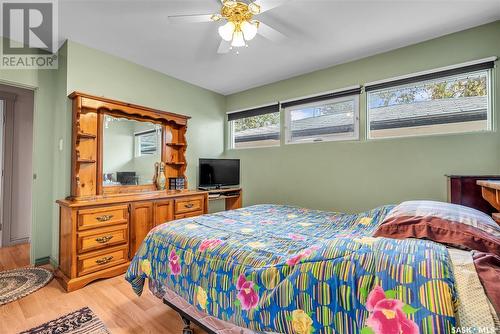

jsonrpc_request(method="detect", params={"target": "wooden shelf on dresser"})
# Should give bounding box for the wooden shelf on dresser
[165,161,186,165]
[76,159,96,164]
[76,132,96,139]
[56,190,208,292]
[166,142,187,147]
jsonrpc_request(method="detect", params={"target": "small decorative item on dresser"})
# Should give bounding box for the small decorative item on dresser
[155,162,167,190]
[152,162,159,188]
[169,177,185,190]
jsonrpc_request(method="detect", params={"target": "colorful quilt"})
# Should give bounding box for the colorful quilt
[125,204,458,334]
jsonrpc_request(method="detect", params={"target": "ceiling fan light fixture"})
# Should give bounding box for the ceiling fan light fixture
[241,20,258,40]
[231,30,246,48]
[223,0,238,8]
[210,14,222,22]
[248,2,261,14]
[218,21,236,41]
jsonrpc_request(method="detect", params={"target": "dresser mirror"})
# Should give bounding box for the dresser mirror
[102,114,162,187]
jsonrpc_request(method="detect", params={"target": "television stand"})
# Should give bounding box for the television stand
[205,187,242,211]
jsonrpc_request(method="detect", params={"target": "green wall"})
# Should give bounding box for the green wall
[1,39,226,263]
[2,21,499,262]
[224,21,500,213]
[65,41,226,186]
[48,41,226,263]
[0,38,59,262]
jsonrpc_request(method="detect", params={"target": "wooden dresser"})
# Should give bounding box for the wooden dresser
[476,180,500,223]
[446,175,500,215]
[57,92,208,291]
[57,191,207,292]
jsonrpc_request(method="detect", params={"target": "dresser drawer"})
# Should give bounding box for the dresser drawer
[175,196,204,214]
[77,205,128,231]
[77,225,128,254]
[174,210,203,220]
[77,245,128,277]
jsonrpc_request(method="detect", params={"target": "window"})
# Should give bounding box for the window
[282,87,360,144]
[228,104,280,149]
[366,61,494,139]
[135,130,159,156]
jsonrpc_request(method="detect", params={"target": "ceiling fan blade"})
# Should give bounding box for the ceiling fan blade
[253,0,290,13]
[217,40,231,54]
[257,22,286,42]
[168,14,215,24]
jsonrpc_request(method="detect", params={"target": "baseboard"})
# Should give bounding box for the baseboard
[34,256,51,266]
[6,237,30,246]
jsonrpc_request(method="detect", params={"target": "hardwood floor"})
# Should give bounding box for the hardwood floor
[0,243,30,271]
[0,243,193,334]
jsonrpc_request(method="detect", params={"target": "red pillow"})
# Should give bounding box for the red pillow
[374,201,500,255]
[472,251,500,315]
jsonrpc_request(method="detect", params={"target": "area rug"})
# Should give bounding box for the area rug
[0,267,53,305]
[19,307,110,334]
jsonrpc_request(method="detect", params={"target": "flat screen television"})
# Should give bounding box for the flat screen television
[199,158,240,189]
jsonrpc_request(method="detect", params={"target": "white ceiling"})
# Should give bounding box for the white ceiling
[58,0,500,95]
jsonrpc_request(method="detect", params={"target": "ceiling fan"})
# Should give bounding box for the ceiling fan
[168,0,289,54]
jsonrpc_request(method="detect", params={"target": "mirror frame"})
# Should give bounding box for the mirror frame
[68,92,190,199]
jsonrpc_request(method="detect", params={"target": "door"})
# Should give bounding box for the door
[0,100,3,246]
[0,86,33,247]
[153,200,173,227]
[130,202,153,258]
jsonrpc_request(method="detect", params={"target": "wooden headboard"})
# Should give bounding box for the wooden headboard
[447,175,500,214]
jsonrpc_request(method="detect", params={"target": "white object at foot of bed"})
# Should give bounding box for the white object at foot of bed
[448,248,499,328]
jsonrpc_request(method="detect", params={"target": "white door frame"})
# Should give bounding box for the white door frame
[0,91,17,247]
[0,100,3,247]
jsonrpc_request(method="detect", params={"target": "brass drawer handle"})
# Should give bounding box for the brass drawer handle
[95,235,113,244]
[96,214,113,222]
[95,256,113,265]
[184,203,194,208]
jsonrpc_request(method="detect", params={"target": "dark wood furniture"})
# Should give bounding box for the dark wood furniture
[57,92,208,291]
[446,175,500,215]
[476,180,500,223]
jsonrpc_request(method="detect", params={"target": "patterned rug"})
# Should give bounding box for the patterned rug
[0,267,53,305]
[19,307,110,334]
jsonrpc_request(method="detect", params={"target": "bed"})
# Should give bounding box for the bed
[125,204,499,333]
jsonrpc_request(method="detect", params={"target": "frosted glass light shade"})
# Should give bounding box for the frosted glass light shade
[231,31,246,47]
[248,2,261,14]
[218,22,236,41]
[223,0,237,8]
[241,21,258,41]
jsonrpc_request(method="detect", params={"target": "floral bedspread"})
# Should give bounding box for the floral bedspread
[125,204,457,334]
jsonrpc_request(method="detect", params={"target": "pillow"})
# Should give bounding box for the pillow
[373,200,500,255]
[472,251,500,315]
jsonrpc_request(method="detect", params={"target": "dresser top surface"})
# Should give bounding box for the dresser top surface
[57,189,208,208]
[477,180,500,190]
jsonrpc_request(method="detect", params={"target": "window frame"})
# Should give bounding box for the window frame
[283,94,360,145]
[134,130,159,157]
[227,104,281,150]
[366,68,494,141]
